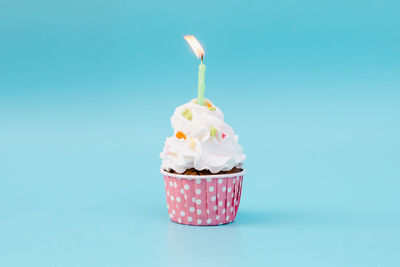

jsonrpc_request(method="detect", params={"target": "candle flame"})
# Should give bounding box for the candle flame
[184,35,204,60]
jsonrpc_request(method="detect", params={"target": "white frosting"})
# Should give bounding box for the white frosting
[160,99,246,173]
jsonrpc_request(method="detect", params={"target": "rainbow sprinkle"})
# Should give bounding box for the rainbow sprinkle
[176,131,186,140]
[182,109,193,120]
[207,103,216,111]
[210,126,217,137]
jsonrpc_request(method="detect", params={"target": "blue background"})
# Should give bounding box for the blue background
[1,0,399,266]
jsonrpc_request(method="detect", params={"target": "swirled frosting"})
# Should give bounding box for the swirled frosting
[160,99,246,173]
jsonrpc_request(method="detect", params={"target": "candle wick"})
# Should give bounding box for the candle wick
[201,54,204,63]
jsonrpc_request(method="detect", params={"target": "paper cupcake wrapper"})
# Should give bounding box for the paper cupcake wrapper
[162,170,245,226]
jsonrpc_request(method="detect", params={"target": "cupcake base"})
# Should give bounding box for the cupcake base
[162,170,245,226]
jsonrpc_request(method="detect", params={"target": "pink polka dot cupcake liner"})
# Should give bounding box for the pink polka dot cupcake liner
[162,170,245,226]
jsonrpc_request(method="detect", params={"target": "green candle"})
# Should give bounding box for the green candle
[197,61,206,106]
[184,35,206,106]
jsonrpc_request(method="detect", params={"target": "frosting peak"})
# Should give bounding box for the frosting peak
[160,99,246,173]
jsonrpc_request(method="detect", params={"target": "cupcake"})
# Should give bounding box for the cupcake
[160,98,246,225]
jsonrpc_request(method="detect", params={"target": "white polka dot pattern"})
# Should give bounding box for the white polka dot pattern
[163,174,244,226]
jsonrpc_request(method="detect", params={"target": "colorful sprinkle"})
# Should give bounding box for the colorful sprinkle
[182,109,192,120]
[210,126,216,137]
[176,131,186,140]
[188,137,196,149]
[222,133,226,139]
[207,103,216,111]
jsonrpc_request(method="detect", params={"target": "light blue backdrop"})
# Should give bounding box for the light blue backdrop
[1,0,399,266]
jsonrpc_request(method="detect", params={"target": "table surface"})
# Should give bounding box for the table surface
[1,0,399,266]
[1,90,399,267]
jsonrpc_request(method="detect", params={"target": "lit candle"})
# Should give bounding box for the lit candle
[197,59,206,106]
[184,35,206,106]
